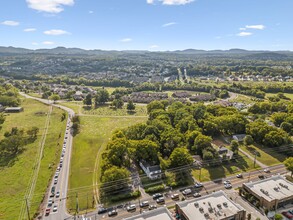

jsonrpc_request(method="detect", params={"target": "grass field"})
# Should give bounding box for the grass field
[240,144,286,166]
[192,152,259,182]
[229,94,255,104]
[59,101,81,114]
[0,98,66,219]
[67,116,147,213]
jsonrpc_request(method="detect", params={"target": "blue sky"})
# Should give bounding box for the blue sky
[0,0,293,51]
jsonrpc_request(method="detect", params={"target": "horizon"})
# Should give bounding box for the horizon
[1,0,293,51]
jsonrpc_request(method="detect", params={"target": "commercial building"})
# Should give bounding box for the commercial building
[123,207,173,220]
[176,190,246,220]
[242,175,293,210]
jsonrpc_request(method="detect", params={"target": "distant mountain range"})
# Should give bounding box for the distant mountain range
[0,46,292,58]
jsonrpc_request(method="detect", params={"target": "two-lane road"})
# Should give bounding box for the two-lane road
[20,93,74,219]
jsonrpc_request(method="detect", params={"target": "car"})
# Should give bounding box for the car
[126,204,136,212]
[149,205,157,210]
[57,167,60,172]
[140,201,149,208]
[223,180,231,185]
[171,193,179,200]
[51,186,55,194]
[156,197,165,204]
[182,188,192,196]
[108,210,118,217]
[282,211,293,219]
[60,163,63,168]
[55,191,60,198]
[224,184,232,189]
[152,193,163,199]
[54,178,58,184]
[53,205,58,212]
[264,168,270,173]
[236,173,243,178]
[193,192,201,198]
[97,207,107,214]
[45,208,50,216]
[289,210,293,215]
[258,175,265,179]
[48,199,53,207]
[194,182,203,188]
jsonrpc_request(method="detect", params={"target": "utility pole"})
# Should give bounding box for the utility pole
[25,197,31,220]
[199,166,202,181]
[253,151,257,168]
[76,193,79,215]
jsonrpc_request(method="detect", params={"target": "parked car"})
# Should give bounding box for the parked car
[54,178,58,185]
[156,197,165,204]
[45,208,50,216]
[149,204,157,210]
[140,201,149,208]
[97,207,107,214]
[182,188,192,196]
[282,211,293,219]
[152,193,163,200]
[224,184,232,189]
[194,182,203,188]
[126,204,136,212]
[193,192,201,198]
[223,180,231,185]
[258,175,265,179]
[264,168,270,173]
[108,210,118,217]
[48,199,53,207]
[171,193,179,200]
[236,173,243,178]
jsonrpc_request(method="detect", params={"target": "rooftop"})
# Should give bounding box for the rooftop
[177,190,245,220]
[243,175,293,202]
[123,207,173,220]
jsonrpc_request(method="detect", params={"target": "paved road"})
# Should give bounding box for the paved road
[76,164,286,220]
[20,93,75,220]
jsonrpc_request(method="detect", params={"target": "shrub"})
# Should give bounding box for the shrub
[145,185,165,193]
[110,190,141,202]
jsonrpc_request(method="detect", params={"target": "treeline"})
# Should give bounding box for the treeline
[0,81,20,106]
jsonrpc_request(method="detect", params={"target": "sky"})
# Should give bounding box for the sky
[0,0,293,51]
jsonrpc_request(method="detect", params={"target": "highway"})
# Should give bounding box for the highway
[20,93,75,220]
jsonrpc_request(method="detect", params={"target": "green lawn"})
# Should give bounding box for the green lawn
[59,101,82,114]
[266,92,293,100]
[229,94,255,104]
[67,116,147,213]
[240,144,286,166]
[28,93,42,98]
[192,152,259,182]
[0,98,66,219]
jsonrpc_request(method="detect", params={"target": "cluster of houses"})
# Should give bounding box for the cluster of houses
[51,85,96,100]
[122,92,169,103]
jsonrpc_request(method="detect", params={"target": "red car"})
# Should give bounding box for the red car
[45,208,50,216]
[282,211,293,219]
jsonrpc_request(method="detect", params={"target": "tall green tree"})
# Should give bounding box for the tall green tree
[95,89,109,106]
[126,100,135,111]
[83,94,92,106]
[169,147,193,168]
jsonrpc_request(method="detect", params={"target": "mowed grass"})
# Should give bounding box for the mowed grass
[0,98,66,219]
[59,101,81,114]
[240,145,286,166]
[192,152,258,182]
[67,116,147,213]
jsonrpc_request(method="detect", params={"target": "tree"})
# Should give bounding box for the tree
[83,94,92,106]
[101,166,130,193]
[126,100,135,111]
[274,214,283,220]
[230,140,239,155]
[112,98,124,109]
[50,94,60,103]
[284,157,293,177]
[95,89,109,106]
[27,126,39,141]
[244,135,254,146]
[193,134,212,155]
[133,139,159,164]
[147,101,165,114]
[263,130,290,148]
[169,147,193,168]
[280,122,293,135]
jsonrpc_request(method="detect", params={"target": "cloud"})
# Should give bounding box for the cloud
[26,0,74,13]
[24,28,37,32]
[147,0,194,5]
[245,24,265,30]
[162,22,177,27]
[150,45,159,49]
[44,29,70,35]
[120,38,132,42]
[42,41,55,45]
[237,32,253,37]
[239,24,265,31]
[89,10,94,14]
[1,20,20,26]
[32,42,39,45]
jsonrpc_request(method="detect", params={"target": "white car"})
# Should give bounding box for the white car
[264,168,270,173]
[55,191,60,198]
[223,180,231,185]
[48,199,53,207]
[53,205,58,212]
[126,204,136,211]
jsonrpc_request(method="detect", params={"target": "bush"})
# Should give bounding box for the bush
[110,190,141,202]
[145,185,165,193]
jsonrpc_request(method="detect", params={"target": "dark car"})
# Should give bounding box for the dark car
[194,182,203,188]
[45,208,50,216]
[152,193,163,200]
[108,210,118,217]
[156,197,165,204]
[98,207,107,214]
